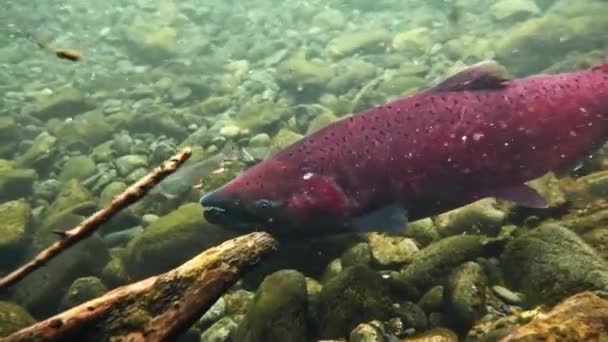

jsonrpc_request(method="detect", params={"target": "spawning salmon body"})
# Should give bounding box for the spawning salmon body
[201,62,608,236]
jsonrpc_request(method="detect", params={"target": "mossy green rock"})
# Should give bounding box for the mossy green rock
[15,132,57,170]
[0,160,36,202]
[318,265,393,338]
[401,235,504,291]
[124,203,235,278]
[54,112,114,152]
[60,276,108,310]
[0,301,35,337]
[0,200,32,268]
[277,57,334,87]
[25,87,94,121]
[193,96,232,116]
[234,100,291,134]
[234,270,309,342]
[46,179,96,220]
[496,6,608,75]
[326,29,390,58]
[444,262,488,333]
[433,199,506,237]
[327,59,377,94]
[270,129,303,154]
[582,228,608,261]
[306,112,339,135]
[200,316,239,342]
[13,213,108,317]
[59,155,96,182]
[501,224,608,306]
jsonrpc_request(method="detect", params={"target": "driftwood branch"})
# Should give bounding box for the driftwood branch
[4,232,277,342]
[0,148,193,290]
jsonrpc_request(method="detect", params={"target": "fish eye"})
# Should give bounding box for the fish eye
[253,199,279,211]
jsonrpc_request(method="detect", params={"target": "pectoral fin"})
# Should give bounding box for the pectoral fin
[351,205,409,234]
[490,184,548,208]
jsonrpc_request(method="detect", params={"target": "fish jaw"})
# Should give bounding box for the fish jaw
[200,188,258,232]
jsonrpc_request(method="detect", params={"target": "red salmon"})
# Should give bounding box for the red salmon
[200,61,608,236]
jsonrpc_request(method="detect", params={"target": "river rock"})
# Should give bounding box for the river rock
[114,154,148,177]
[326,29,390,58]
[123,203,235,278]
[25,87,94,121]
[0,160,36,202]
[433,198,506,237]
[401,235,504,291]
[0,301,36,337]
[501,224,608,306]
[0,200,32,268]
[490,0,540,21]
[59,155,96,182]
[234,270,309,342]
[444,261,488,333]
[499,291,608,341]
[200,316,239,342]
[318,265,394,338]
[59,276,108,310]
[366,233,419,267]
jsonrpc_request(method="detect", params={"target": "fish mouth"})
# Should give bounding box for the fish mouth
[200,191,259,232]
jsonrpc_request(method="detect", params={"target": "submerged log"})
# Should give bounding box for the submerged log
[3,232,277,342]
[500,291,608,342]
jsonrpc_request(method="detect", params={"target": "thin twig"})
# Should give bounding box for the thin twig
[0,147,193,290]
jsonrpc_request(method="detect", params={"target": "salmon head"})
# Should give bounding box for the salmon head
[199,155,353,236]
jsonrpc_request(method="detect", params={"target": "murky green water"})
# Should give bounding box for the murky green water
[1,0,608,340]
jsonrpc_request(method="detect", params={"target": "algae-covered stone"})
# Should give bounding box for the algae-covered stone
[0,160,36,202]
[583,228,608,261]
[54,112,114,152]
[0,200,32,268]
[401,328,458,342]
[99,181,128,206]
[341,242,372,267]
[234,270,309,342]
[405,218,440,247]
[101,248,131,288]
[312,9,346,30]
[496,6,608,75]
[417,285,444,314]
[114,154,148,177]
[200,316,239,342]
[326,29,390,58]
[60,276,108,310]
[501,224,608,306]
[366,233,419,267]
[306,112,339,135]
[125,20,179,64]
[327,59,377,94]
[349,321,384,342]
[433,199,506,237]
[193,96,232,117]
[15,132,57,170]
[401,235,504,291]
[224,289,255,316]
[277,57,334,87]
[490,0,540,21]
[25,87,94,121]
[444,262,488,333]
[124,203,235,278]
[0,301,35,337]
[392,27,432,54]
[234,100,291,133]
[270,128,303,154]
[318,265,394,338]
[59,155,96,182]
[13,213,108,317]
[46,179,96,219]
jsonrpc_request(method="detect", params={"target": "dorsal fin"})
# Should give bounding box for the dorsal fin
[431,60,509,92]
